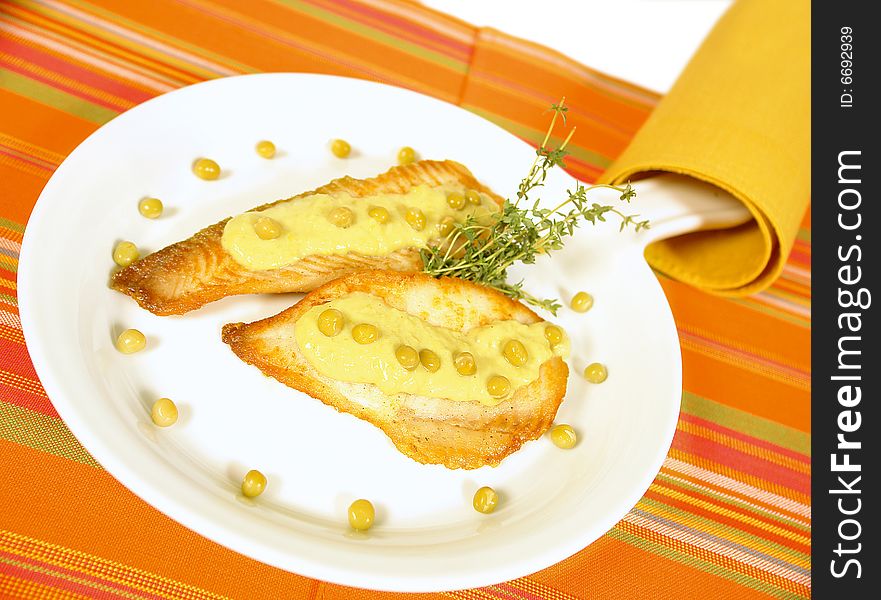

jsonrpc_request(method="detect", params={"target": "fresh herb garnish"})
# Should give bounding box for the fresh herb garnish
[421,99,649,314]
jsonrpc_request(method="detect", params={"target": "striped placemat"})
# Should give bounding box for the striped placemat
[0,1,810,598]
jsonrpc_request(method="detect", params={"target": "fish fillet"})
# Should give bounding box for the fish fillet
[221,271,569,470]
[111,160,504,315]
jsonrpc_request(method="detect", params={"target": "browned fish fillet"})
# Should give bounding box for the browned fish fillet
[110,160,504,315]
[221,271,569,470]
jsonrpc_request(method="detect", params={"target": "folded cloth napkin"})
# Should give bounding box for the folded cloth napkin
[600,0,809,295]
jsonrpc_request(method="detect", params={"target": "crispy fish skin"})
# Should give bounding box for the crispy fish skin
[221,271,569,470]
[110,160,504,316]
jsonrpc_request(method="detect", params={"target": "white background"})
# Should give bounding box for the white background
[422,0,733,93]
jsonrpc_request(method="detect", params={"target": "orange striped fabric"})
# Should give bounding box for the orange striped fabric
[0,1,810,599]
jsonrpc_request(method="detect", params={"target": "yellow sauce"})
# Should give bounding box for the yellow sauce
[221,184,497,270]
[295,292,569,406]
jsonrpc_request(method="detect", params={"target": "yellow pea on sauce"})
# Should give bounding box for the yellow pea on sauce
[294,292,569,406]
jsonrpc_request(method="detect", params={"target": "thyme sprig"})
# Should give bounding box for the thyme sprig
[421,99,649,314]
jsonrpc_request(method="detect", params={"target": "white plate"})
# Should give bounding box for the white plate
[19,74,681,592]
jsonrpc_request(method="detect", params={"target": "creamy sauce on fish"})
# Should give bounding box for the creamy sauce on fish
[221,184,497,270]
[294,292,570,407]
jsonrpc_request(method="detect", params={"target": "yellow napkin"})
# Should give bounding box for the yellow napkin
[600,0,809,295]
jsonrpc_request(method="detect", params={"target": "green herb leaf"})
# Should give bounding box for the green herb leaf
[422,99,649,314]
